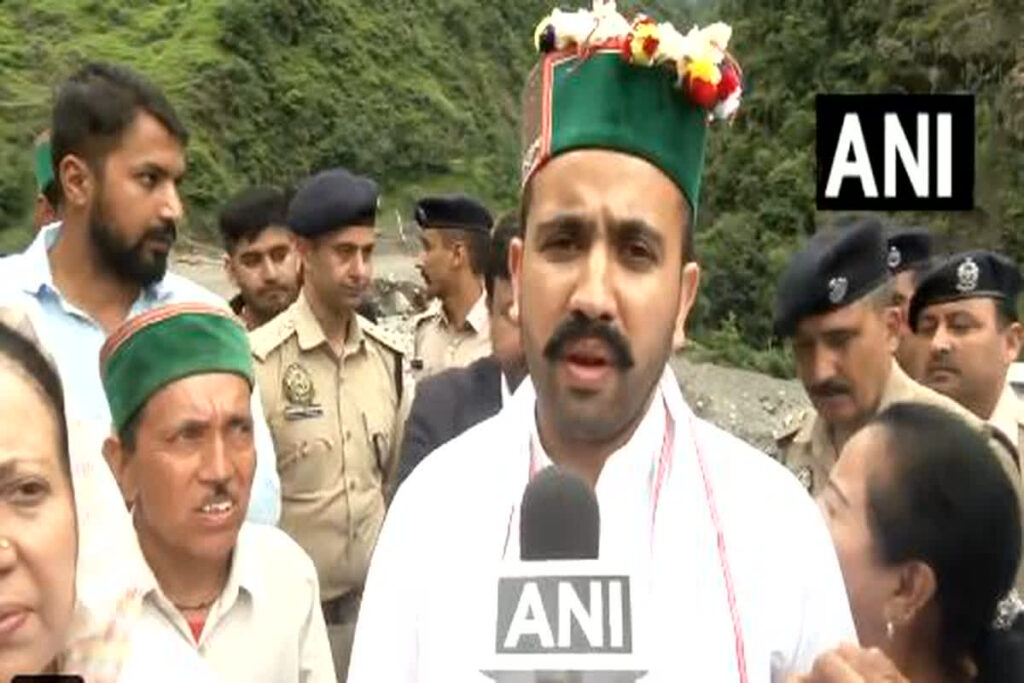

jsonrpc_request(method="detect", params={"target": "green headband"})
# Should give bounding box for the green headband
[34,137,54,192]
[100,304,254,433]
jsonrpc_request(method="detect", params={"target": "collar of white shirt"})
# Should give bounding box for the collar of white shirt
[131,522,265,645]
[465,291,489,333]
[11,222,173,305]
[500,369,510,407]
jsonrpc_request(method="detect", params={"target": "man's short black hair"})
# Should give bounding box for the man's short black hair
[218,186,292,253]
[439,229,490,277]
[51,62,188,199]
[485,211,522,302]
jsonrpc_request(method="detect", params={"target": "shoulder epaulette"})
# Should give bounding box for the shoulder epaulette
[359,316,405,358]
[249,312,297,361]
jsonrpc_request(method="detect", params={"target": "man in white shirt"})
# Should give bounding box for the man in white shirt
[349,5,855,681]
[97,303,334,682]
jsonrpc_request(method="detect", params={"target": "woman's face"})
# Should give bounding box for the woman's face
[0,363,77,678]
[818,425,900,649]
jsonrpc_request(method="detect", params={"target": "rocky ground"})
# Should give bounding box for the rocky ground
[669,355,808,455]
[172,240,809,454]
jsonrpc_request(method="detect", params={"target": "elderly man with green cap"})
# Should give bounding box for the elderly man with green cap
[348,3,854,681]
[99,302,334,682]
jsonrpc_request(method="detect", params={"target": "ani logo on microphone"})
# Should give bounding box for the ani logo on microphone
[496,575,632,654]
[816,94,974,211]
[483,561,648,682]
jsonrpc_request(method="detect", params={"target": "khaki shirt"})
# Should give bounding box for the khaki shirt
[776,361,1019,495]
[250,293,403,601]
[412,292,491,378]
[989,380,1024,474]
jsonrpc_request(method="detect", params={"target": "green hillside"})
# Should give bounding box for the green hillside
[690,0,1024,372]
[0,0,556,247]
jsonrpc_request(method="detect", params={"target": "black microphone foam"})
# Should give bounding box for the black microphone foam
[520,466,600,561]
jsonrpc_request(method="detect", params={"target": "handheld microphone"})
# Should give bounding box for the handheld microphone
[482,466,647,683]
[520,465,600,561]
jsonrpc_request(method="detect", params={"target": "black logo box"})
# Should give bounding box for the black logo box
[816,94,974,211]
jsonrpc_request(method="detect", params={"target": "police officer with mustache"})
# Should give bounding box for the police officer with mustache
[771,218,1013,496]
[910,251,1024,471]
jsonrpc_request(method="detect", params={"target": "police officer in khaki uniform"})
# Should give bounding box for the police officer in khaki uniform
[249,168,403,680]
[773,218,1018,498]
[886,227,933,380]
[910,251,1024,468]
[412,195,493,378]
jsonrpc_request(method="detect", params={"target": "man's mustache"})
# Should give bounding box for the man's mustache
[543,312,634,369]
[142,221,177,246]
[198,483,237,508]
[927,359,959,374]
[809,379,850,399]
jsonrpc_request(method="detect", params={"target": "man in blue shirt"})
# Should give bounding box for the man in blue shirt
[0,63,281,666]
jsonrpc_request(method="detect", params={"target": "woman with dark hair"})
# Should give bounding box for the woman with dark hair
[809,402,1024,681]
[0,315,78,680]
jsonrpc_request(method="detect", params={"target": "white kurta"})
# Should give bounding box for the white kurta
[349,369,855,682]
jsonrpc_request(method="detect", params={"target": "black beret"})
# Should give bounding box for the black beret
[774,218,889,337]
[287,168,378,237]
[414,195,493,234]
[886,227,933,274]
[909,251,1022,331]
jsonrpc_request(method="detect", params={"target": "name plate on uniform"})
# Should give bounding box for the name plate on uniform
[284,405,324,420]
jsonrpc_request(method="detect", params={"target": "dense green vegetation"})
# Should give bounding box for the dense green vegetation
[692,0,1023,374]
[0,0,551,246]
[1,0,1021,376]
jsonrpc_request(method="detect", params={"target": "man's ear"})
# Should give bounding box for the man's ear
[672,263,701,350]
[223,254,239,289]
[508,237,524,325]
[295,236,314,270]
[449,239,467,270]
[103,435,137,508]
[58,154,94,209]
[1003,321,1024,365]
[882,306,902,353]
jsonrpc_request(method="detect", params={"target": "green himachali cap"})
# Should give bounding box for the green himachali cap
[34,130,54,191]
[522,1,743,217]
[100,303,254,432]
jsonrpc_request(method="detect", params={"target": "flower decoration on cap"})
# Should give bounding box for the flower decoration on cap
[533,0,743,122]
